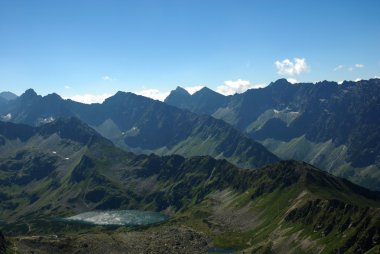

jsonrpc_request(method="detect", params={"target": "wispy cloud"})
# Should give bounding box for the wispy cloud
[216,79,266,96]
[333,65,344,71]
[354,63,364,68]
[275,58,309,76]
[102,75,113,81]
[348,64,365,71]
[136,89,170,101]
[286,78,298,84]
[64,85,71,89]
[64,93,112,104]
[136,85,204,101]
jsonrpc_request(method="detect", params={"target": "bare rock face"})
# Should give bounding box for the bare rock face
[0,231,6,254]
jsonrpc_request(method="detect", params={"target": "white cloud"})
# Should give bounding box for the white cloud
[355,63,364,68]
[136,89,170,101]
[333,65,344,71]
[275,58,309,76]
[354,78,362,82]
[286,78,298,84]
[64,85,71,89]
[102,75,113,81]
[338,80,344,85]
[64,93,112,104]
[334,63,364,72]
[184,85,204,95]
[216,79,266,96]
[348,64,364,71]
[135,86,203,101]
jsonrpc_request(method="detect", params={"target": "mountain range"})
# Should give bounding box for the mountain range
[165,78,380,190]
[1,79,380,253]
[0,118,379,253]
[0,89,277,170]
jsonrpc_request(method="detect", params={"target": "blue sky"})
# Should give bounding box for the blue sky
[0,0,379,102]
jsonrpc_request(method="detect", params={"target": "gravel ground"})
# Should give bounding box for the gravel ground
[10,226,211,254]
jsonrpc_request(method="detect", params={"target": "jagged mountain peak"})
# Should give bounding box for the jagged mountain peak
[20,88,39,100]
[174,86,190,95]
[164,86,190,103]
[268,78,291,87]
[164,87,191,105]
[108,90,151,101]
[39,117,113,146]
[0,116,112,147]
[193,86,221,96]
[103,91,162,109]
[313,80,339,86]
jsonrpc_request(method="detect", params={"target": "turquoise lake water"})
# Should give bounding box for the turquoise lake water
[64,210,169,226]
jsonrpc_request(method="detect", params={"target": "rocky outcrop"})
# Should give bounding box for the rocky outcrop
[285,199,380,253]
[0,231,6,254]
[12,226,210,254]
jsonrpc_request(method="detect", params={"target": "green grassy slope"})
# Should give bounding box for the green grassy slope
[1,120,379,253]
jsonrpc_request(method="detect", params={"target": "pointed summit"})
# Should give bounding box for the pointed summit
[193,87,221,97]
[164,86,191,105]
[22,88,38,97]
[268,78,291,87]
[19,88,39,102]
[194,86,212,94]
[173,86,190,96]
[105,91,154,106]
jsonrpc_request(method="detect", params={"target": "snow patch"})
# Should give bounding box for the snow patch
[39,117,55,124]
[124,126,140,137]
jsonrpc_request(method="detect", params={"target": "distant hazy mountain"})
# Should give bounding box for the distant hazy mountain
[1,119,379,253]
[0,91,18,101]
[0,89,278,169]
[0,91,17,108]
[165,78,380,190]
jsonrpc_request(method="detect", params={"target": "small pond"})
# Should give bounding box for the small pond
[64,210,169,226]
